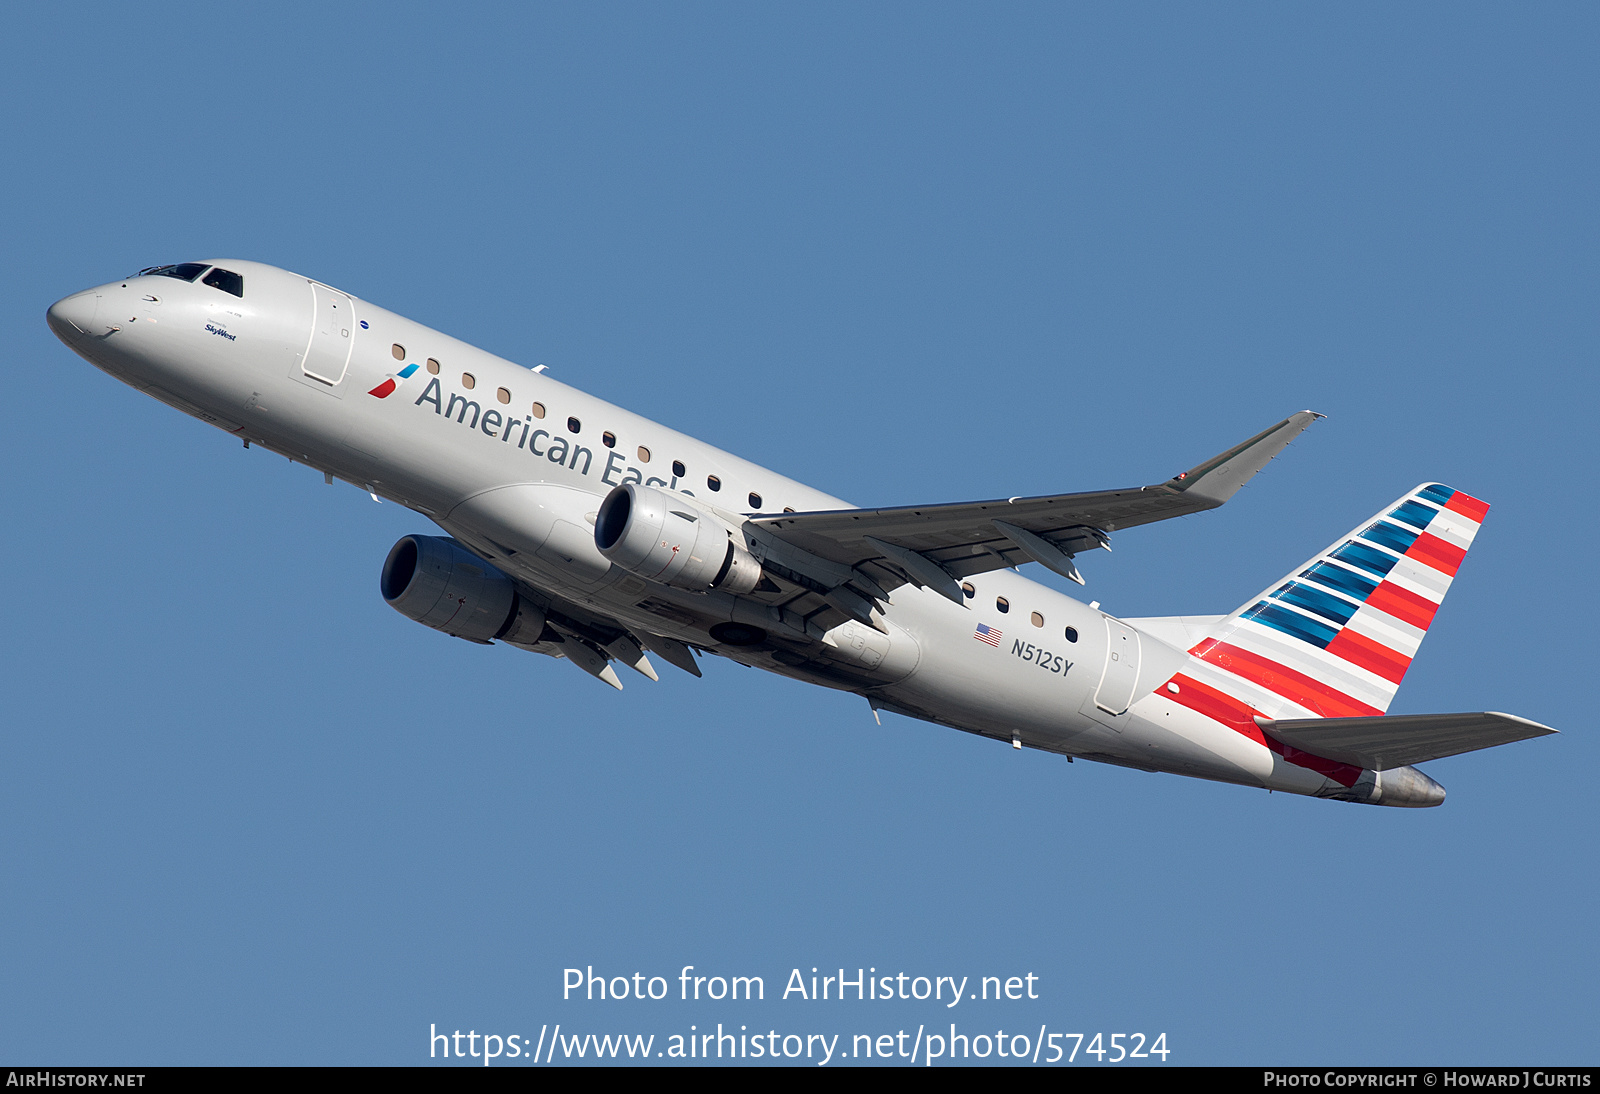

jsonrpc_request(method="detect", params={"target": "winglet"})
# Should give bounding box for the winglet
[1170,410,1324,506]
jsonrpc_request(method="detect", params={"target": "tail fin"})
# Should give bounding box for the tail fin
[1188,483,1489,718]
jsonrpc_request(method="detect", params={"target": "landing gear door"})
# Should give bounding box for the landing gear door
[298,282,356,390]
[1094,617,1142,716]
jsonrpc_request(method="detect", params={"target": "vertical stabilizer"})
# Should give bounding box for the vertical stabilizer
[1185,483,1489,719]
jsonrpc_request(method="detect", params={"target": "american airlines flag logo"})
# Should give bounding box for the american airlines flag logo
[973,623,1002,647]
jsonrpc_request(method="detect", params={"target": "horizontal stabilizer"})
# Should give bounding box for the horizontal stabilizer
[1258,711,1556,771]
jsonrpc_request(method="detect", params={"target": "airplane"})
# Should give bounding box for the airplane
[46,259,1556,808]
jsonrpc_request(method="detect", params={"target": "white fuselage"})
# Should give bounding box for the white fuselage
[47,260,1351,802]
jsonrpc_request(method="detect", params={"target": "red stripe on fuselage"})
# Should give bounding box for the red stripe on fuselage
[1266,738,1364,787]
[1444,491,1490,523]
[1365,581,1440,631]
[1165,673,1265,744]
[1325,628,1410,684]
[1164,673,1363,787]
[1406,531,1466,577]
[1189,641,1383,718]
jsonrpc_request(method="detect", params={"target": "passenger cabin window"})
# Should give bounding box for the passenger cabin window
[496,387,511,405]
[996,597,1010,613]
[637,446,651,463]
[672,460,686,477]
[748,492,762,509]
[426,358,440,375]
[462,373,476,390]
[392,344,406,360]
[202,267,244,298]
[1063,627,1079,643]
[602,431,616,448]
[530,402,545,419]
[783,507,795,513]
[142,263,209,282]
[707,475,721,491]
[1031,612,1044,627]
[961,583,975,599]
[567,417,581,433]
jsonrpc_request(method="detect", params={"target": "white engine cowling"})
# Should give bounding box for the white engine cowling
[594,484,762,595]
[380,535,546,644]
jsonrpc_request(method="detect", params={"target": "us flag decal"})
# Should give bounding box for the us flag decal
[974,623,1002,646]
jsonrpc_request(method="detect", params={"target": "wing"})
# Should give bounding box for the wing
[751,410,1322,600]
[448,411,1320,679]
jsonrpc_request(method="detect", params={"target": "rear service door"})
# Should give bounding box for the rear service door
[1094,617,1142,716]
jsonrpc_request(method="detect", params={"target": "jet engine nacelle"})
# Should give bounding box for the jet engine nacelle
[594,483,762,595]
[380,534,546,644]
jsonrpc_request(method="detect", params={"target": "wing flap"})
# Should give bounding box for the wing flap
[1259,711,1557,771]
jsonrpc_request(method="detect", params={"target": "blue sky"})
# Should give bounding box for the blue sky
[2,2,1595,1065]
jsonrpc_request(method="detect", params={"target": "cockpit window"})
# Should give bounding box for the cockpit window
[202,267,244,297]
[141,263,210,283]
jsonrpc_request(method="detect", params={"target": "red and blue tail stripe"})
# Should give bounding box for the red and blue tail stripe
[1160,483,1488,783]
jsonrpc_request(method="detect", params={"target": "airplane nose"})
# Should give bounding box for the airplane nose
[47,290,100,343]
